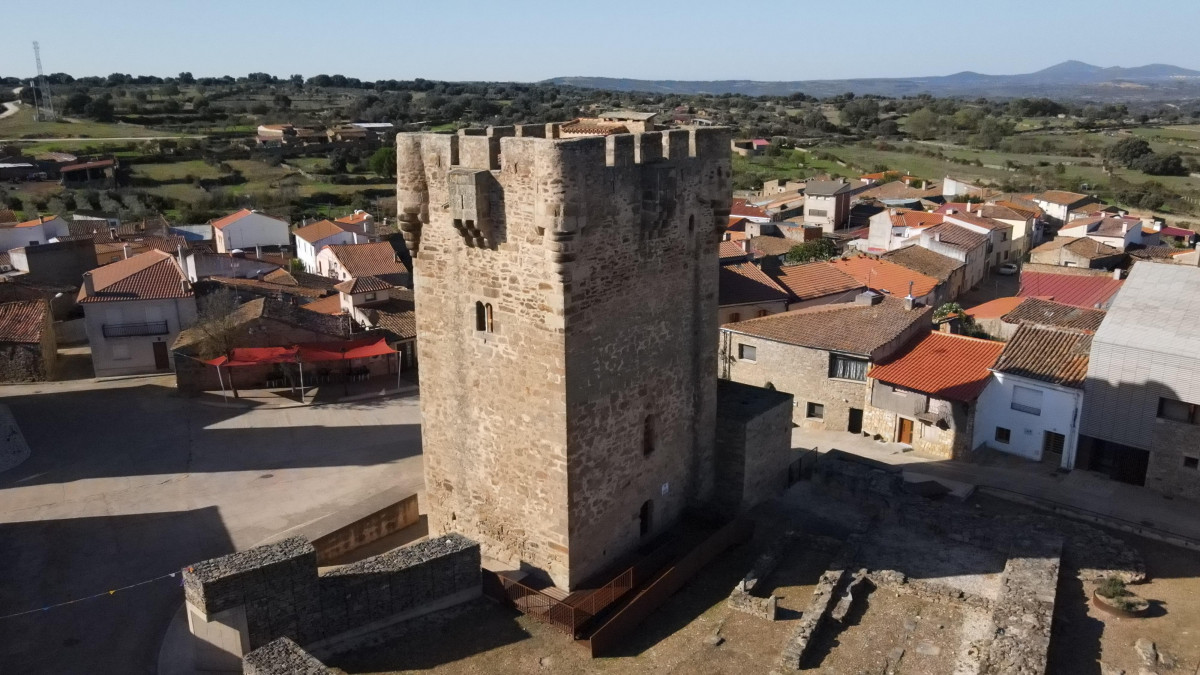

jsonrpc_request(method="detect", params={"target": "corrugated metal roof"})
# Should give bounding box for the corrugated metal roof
[1018,271,1123,309]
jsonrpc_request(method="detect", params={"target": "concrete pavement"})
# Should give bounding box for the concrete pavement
[0,375,424,674]
[793,427,1200,545]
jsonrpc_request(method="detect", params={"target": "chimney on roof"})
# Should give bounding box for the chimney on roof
[740,239,749,253]
[109,227,117,240]
[904,280,916,311]
[947,209,957,215]
[176,245,186,274]
[1112,268,1121,280]
[122,244,132,259]
[82,272,94,297]
[934,233,942,242]
[1121,221,1129,234]
[922,180,928,190]
[256,245,262,260]
[903,177,911,186]
[855,290,884,306]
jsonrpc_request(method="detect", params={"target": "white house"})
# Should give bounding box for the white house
[1032,190,1100,227]
[1058,215,1157,251]
[293,220,366,274]
[333,210,377,238]
[78,250,198,377]
[0,215,69,251]
[315,241,411,286]
[972,324,1091,470]
[210,209,291,253]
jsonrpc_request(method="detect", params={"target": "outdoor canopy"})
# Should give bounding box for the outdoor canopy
[205,337,397,367]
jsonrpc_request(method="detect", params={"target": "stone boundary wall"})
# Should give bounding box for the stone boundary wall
[182,534,480,665]
[727,532,841,621]
[778,540,858,670]
[242,637,332,675]
[979,537,1062,675]
[867,569,995,612]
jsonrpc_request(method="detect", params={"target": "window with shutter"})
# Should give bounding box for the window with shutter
[1011,385,1043,415]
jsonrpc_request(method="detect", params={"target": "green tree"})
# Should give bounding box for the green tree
[369,146,397,178]
[906,107,939,140]
[784,238,838,264]
[1105,137,1153,166]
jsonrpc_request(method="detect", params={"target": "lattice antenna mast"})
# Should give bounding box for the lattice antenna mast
[33,41,56,121]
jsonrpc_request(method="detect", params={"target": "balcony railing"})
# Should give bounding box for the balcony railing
[102,321,169,338]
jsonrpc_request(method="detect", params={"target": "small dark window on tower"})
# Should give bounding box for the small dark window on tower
[485,303,494,333]
[475,302,486,331]
[643,414,655,456]
[688,215,694,232]
[639,500,653,537]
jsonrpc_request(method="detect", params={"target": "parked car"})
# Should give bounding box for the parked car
[998,262,1019,275]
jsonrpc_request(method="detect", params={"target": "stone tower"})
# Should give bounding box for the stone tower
[397,124,731,590]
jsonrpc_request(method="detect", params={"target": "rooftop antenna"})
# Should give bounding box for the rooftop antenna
[32,41,56,122]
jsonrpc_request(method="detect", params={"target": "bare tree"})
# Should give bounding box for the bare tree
[192,288,244,359]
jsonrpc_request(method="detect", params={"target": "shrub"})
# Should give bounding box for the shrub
[1097,576,1127,599]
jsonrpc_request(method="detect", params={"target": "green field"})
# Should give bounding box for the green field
[132,159,224,181]
[0,106,178,140]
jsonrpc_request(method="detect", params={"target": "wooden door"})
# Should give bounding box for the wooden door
[897,417,914,445]
[152,341,169,370]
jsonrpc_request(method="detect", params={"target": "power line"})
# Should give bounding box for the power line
[0,570,180,621]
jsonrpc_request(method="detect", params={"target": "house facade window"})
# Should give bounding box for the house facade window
[729,312,741,323]
[995,427,1011,444]
[737,344,757,362]
[1158,397,1200,425]
[806,402,824,419]
[1011,385,1043,415]
[809,209,828,217]
[757,309,769,318]
[829,353,868,381]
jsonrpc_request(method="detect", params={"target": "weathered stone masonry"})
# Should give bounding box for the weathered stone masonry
[399,125,732,590]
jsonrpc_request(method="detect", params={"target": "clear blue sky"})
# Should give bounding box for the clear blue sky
[2,0,1197,82]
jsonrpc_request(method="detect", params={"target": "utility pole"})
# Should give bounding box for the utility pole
[32,41,56,122]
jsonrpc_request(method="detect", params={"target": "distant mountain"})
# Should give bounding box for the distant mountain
[545,61,1200,99]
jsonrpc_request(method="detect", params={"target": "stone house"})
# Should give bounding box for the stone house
[0,299,56,381]
[210,209,291,254]
[315,241,411,287]
[1079,263,1200,497]
[864,332,1004,459]
[828,254,944,307]
[772,262,865,310]
[713,379,795,512]
[719,262,790,324]
[1029,237,1126,270]
[720,293,932,430]
[919,223,989,291]
[880,245,967,302]
[803,179,855,232]
[79,250,197,377]
[974,325,1091,470]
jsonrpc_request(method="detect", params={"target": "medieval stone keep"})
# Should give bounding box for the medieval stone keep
[398,124,733,590]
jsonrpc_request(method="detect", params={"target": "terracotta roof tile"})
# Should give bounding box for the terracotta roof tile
[773,262,864,301]
[880,245,963,282]
[210,209,254,231]
[360,290,416,342]
[206,276,328,299]
[919,223,988,251]
[13,215,59,229]
[943,210,1011,232]
[326,242,409,279]
[78,250,191,303]
[731,199,768,220]
[892,211,944,230]
[1018,271,1123,309]
[726,216,749,232]
[719,240,749,262]
[294,219,346,244]
[748,235,794,258]
[335,211,372,225]
[724,296,932,355]
[993,324,1093,389]
[334,275,393,295]
[965,297,1027,320]
[719,263,790,306]
[1000,298,1105,332]
[1036,190,1091,206]
[300,294,344,315]
[829,255,940,298]
[0,300,46,343]
[869,332,1004,402]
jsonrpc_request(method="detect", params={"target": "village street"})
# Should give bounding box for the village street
[0,375,424,674]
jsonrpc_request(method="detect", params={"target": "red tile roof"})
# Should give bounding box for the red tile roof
[920,223,988,251]
[723,296,932,355]
[1018,271,1123,309]
[993,324,1093,389]
[829,255,940,298]
[1000,298,1106,332]
[773,262,864,301]
[869,332,1004,402]
[731,199,768,220]
[1036,190,1091,206]
[965,297,1027,320]
[719,263,789,307]
[1158,226,1195,239]
[78,250,191,303]
[726,216,749,232]
[300,294,344,315]
[12,215,59,229]
[294,219,345,244]
[326,242,409,279]
[210,209,254,231]
[0,300,47,343]
[334,275,393,295]
[942,210,1010,232]
[891,211,944,230]
[719,240,749,262]
[335,211,372,225]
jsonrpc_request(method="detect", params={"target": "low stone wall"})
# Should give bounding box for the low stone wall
[285,488,420,565]
[243,637,332,675]
[979,537,1062,675]
[182,533,480,669]
[778,540,858,670]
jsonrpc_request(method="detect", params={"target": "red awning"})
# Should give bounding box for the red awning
[205,338,395,367]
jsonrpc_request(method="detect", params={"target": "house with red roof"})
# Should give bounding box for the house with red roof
[864,331,1005,459]
[828,254,945,306]
[78,249,197,377]
[210,209,291,254]
[1018,270,1123,309]
[718,263,790,324]
[0,299,56,381]
[293,220,369,274]
[0,215,69,252]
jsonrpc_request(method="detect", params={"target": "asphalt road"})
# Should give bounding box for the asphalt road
[0,375,424,674]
